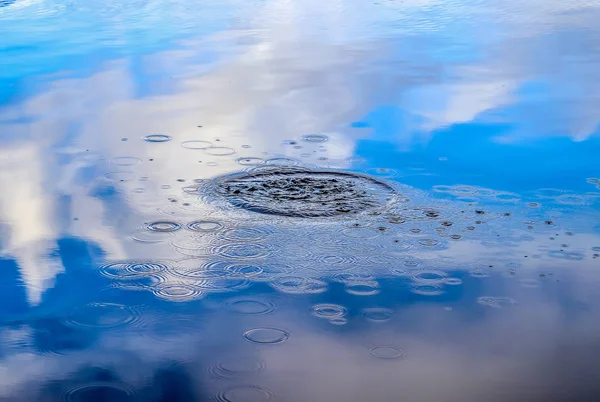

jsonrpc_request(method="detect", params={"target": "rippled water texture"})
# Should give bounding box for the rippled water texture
[2,0,600,401]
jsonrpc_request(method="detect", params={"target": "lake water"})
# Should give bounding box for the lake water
[2,1,600,401]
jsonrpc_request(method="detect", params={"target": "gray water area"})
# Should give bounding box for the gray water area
[2,0,600,401]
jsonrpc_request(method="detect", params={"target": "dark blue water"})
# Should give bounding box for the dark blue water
[2,1,600,401]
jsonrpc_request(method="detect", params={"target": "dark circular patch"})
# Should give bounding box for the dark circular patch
[205,167,398,218]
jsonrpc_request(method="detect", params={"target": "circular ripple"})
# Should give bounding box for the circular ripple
[181,140,212,149]
[477,296,517,308]
[418,239,440,247]
[216,386,274,402]
[100,262,168,280]
[301,134,329,143]
[310,303,348,319]
[215,243,274,259]
[147,221,182,232]
[206,167,399,218]
[187,220,224,232]
[265,157,299,166]
[209,357,266,379]
[445,278,463,286]
[330,318,348,325]
[225,299,276,315]
[270,276,328,294]
[410,284,444,296]
[224,264,264,278]
[411,270,448,284]
[205,147,236,156]
[313,254,358,270]
[64,303,141,329]
[365,168,399,179]
[236,157,265,166]
[130,229,173,244]
[152,284,204,302]
[361,308,394,322]
[341,227,380,239]
[111,156,141,166]
[219,227,273,242]
[243,328,289,344]
[103,172,137,182]
[345,281,380,296]
[64,382,135,402]
[142,317,200,343]
[144,134,171,143]
[369,346,405,360]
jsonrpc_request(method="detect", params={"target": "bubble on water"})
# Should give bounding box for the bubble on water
[236,157,265,166]
[301,134,329,143]
[215,243,274,260]
[444,278,463,286]
[64,382,135,402]
[187,220,224,232]
[310,303,348,319]
[110,156,141,166]
[103,172,138,182]
[369,346,406,360]
[361,308,394,322]
[147,221,182,232]
[181,140,212,149]
[270,276,328,294]
[412,270,447,284]
[205,167,399,218]
[410,284,444,296]
[208,357,266,379]
[143,134,171,143]
[243,328,289,344]
[64,303,141,329]
[345,281,380,296]
[225,298,276,315]
[152,284,204,302]
[205,147,236,156]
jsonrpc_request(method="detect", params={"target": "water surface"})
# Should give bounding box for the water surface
[2,0,600,401]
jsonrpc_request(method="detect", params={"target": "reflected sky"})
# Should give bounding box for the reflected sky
[1,0,600,401]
